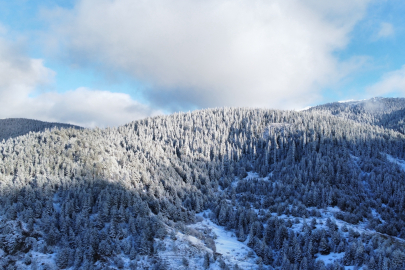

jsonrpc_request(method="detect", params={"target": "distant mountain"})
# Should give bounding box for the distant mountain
[0,118,82,141]
[308,97,405,133]
[1,99,405,269]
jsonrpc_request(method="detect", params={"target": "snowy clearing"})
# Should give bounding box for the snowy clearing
[386,154,405,171]
[315,252,344,265]
[190,212,260,269]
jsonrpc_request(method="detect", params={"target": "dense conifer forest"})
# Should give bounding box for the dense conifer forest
[0,118,81,141]
[309,97,405,134]
[1,97,405,269]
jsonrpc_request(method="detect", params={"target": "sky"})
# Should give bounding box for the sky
[0,0,405,127]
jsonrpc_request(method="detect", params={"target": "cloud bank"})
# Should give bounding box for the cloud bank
[0,34,159,128]
[19,88,159,128]
[46,0,370,110]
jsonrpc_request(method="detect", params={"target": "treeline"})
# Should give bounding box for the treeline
[0,118,81,141]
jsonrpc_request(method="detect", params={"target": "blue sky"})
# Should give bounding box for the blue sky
[0,0,405,127]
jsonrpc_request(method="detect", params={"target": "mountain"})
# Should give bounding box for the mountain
[308,97,405,133]
[1,98,405,269]
[0,118,82,141]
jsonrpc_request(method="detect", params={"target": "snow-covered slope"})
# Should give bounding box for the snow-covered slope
[307,97,405,133]
[386,154,405,172]
[1,102,405,269]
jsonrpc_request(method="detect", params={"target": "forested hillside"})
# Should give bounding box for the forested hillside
[0,118,81,141]
[1,98,405,269]
[309,97,405,133]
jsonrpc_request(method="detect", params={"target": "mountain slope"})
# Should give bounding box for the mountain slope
[0,118,82,141]
[308,97,405,133]
[0,104,405,269]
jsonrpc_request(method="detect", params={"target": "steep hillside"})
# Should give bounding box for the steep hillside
[1,106,405,269]
[0,118,82,141]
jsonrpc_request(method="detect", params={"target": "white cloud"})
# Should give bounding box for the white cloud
[0,36,54,106]
[23,88,160,128]
[377,22,394,39]
[0,34,159,128]
[367,65,405,96]
[45,0,370,110]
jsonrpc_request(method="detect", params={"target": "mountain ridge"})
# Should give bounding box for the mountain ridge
[307,97,405,133]
[0,98,405,269]
[0,118,82,142]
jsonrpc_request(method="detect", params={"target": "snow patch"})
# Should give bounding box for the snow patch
[29,251,58,269]
[155,231,210,269]
[386,154,405,171]
[246,171,259,180]
[232,171,270,188]
[315,252,344,264]
[191,212,259,269]
[371,208,384,223]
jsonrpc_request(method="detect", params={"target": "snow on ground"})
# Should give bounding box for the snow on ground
[227,169,405,269]
[386,154,405,171]
[190,212,260,270]
[371,208,384,223]
[20,251,58,270]
[52,193,61,214]
[155,230,210,270]
[315,252,344,265]
[232,171,270,188]
[231,177,239,188]
[152,211,260,270]
[350,154,360,164]
[246,171,259,179]
[344,266,364,270]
